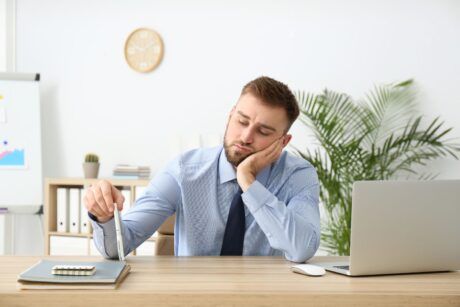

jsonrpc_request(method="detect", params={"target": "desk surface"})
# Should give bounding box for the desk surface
[1,256,459,306]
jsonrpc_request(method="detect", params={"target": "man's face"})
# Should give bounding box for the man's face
[224,93,291,166]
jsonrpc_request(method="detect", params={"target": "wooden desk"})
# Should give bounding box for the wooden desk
[1,256,459,306]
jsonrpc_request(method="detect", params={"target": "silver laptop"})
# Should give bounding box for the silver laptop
[318,180,460,276]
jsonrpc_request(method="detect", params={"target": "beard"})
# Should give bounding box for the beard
[223,124,253,167]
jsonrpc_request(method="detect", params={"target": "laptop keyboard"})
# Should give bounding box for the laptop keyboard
[334,265,350,270]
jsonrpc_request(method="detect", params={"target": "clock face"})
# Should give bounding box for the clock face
[124,28,164,73]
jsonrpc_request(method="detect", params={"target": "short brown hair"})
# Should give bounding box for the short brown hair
[241,76,299,131]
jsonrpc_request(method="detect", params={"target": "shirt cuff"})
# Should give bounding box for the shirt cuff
[88,212,99,222]
[88,212,116,238]
[242,180,276,213]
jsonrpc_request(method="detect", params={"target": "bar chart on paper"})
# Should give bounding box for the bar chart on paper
[0,147,26,167]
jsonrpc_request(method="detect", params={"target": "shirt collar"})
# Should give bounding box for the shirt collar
[219,148,236,184]
[218,147,271,186]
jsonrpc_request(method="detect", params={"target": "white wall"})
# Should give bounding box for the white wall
[14,0,460,179]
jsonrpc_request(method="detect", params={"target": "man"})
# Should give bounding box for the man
[85,76,320,262]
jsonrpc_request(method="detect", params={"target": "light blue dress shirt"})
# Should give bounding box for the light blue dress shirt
[91,146,320,263]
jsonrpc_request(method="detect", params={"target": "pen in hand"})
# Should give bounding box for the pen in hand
[113,202,125,261]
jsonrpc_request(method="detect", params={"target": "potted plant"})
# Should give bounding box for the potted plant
[293,80,460,255]
[83,153,100,179]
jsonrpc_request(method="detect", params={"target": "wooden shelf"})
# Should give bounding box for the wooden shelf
[46,177,150,187]
[48,231,92,238]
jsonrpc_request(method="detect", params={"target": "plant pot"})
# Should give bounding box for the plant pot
[83,162,100,179]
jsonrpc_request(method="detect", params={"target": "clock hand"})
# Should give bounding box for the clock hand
[144,42,156,49]
[132,45,144,52]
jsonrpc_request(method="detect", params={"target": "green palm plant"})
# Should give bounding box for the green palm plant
[293,80,460,255]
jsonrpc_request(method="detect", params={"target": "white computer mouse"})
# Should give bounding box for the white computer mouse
[291,264,326,277]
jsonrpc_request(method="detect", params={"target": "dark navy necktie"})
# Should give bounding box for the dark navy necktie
[220,188,245,255]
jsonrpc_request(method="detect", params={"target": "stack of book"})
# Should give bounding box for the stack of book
[113,164,151,179]
[17,260,130,290]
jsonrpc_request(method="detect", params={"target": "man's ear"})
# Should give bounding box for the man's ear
[282,134,292,147]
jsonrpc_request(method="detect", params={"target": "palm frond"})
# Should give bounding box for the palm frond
[360,79,418,149]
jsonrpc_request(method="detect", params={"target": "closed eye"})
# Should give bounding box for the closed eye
[238,119,249,126]
[259,130,271,136]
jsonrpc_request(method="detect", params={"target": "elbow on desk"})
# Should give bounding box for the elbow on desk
[97,245,118,260]
[284,231,320,263]
[284,247,316,263]
[93,236,122,260]
[100,248,127,260]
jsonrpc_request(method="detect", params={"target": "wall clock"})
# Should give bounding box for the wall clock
[124,28,164,73]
